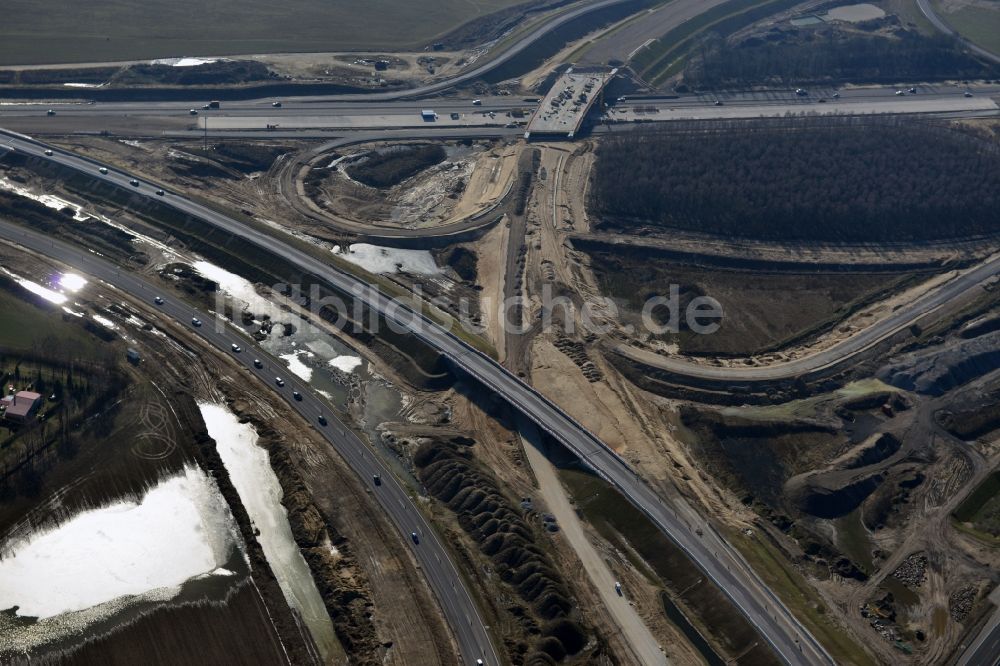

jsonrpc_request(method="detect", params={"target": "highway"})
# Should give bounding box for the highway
[0,130,833,665]
[0,216,500,666]
[956,588,1000,666]
[1,84,995,139]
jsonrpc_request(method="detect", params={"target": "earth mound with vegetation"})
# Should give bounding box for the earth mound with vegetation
[346,145,447,189]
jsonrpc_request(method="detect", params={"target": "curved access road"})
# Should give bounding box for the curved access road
[2,129,834,665]
[275,128,521,243]
[917,0,1000,65]
[0,217,500,666]
[614,251,1000,383]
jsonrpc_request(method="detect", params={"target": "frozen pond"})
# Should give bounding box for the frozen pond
[199,402,343,663]
[0,465,244,654]
[335,243,442,275]
[825,4,885,23]
[0,465,240,619]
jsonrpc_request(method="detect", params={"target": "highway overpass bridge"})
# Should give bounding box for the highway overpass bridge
[526,67,617,139]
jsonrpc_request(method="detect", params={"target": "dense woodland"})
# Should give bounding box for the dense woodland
[684,30,999,87]
[346,144,447,188]
[591,120,1000,242]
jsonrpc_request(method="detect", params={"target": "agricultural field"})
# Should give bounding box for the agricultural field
[934,0,1000,55]
[0,0,531,65]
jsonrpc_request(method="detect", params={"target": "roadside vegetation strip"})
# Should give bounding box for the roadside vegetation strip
[558,467,778,665]
[730,528,878,666]
[630,0,801,85]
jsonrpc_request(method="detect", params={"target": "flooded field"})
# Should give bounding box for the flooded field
[0,464,246,656]
[199,402,344,663]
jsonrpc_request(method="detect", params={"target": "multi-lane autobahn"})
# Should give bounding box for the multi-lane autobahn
[0,216,501,666]
[0,129,833,666]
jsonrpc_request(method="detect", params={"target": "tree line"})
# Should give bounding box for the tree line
[590,119,1000,243]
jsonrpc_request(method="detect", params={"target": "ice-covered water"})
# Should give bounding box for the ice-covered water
[328,355,363,373]
[191,260,370,394]
[335,243,442,275]
[198,403,343,663]
[0,464,242,621]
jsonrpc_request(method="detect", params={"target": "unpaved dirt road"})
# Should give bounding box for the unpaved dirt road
[520,419,669,666]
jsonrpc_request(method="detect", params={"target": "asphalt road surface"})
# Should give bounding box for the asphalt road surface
[0,217,500,666]
[615,247,1000,383]
[1,129,833,665]
[957,588,1000,666]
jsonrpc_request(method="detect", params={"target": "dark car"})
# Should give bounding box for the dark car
[292,391,302,401]
[318,414,327,426]
[129,179,140,187]
[373,473,381,486]
[410,532,419,544]
[253,358,263,369]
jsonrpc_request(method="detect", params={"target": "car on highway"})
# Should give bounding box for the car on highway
[231,343,242,353]
[129,179,139,187]
[154,296,164,305]
[832,92,840,98]
[795,88,807,96]
[472,99,482,105]
[272,101,282,108]
[373,473,381,486]
[155,189,165,196]
[965,91,974,97]
[275,377,285,387]
[99,167,108,174]
[253,358,263,369]
[46,109,56,116]
[714,100,723,106]
[410,532,419,544]
[189,109,198,115]
[895,90,905,96]
[317,414,327,426]
[292,391,302,401]
[191,318,202,327]
[614,581,622,596]
[908,87,917,94]
[44,149,53,156]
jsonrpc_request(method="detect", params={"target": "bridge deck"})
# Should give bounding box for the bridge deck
[526,67,617,139]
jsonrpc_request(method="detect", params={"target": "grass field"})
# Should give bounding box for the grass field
[0,0,529,66]
[953,470,1000,542]
[934,1,1000,55]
